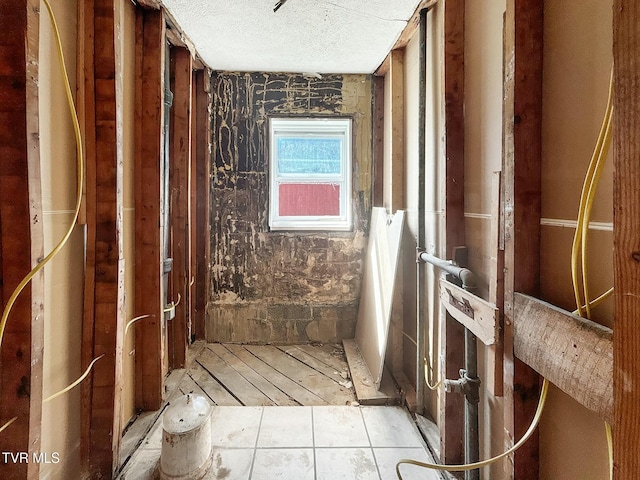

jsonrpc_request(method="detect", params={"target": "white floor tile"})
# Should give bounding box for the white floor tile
[361,407,425,448]
[313,406,369,447]
[251,449,314,480]
[211,406,264,448]
[205,448,254,480]
[315,448,379,480]
[257,406,313,448]
[374,448,441,480]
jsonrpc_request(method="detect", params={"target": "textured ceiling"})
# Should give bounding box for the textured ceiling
[161,0,421,73]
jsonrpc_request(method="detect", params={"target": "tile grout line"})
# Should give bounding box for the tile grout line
[247,406,264,480]
[311,406,317,480]
[359,407,383,480]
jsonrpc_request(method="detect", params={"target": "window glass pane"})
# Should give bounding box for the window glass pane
[279,183,341,216]
[277,137,342,174]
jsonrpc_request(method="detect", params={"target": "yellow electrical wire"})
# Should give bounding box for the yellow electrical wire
[125,314,152,336]
[570,68,614,479]
[43,355,105,403]
[571,69,613,319]
[580,101,612,319]
[396,377,549,478]
[0,0,84,433]
[572,287,614,316]
[403,332,442,391]
[0,0,84,349]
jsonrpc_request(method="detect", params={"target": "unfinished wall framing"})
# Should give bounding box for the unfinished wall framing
[208,72,372,344]
[0,1,44,479]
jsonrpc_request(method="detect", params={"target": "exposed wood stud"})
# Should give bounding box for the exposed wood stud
[194,70,211,339]
[80,1,126,476]
[440,0,466,466]
[613,1,640,476]
[502,1,544,478]
[372,76,384,207]
[487,172,504,396]
[0,2,43,479]
[386,49,405,212]
[168,47,192,368]
[134,8,166,410]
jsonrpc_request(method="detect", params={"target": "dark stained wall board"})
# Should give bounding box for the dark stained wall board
[208,72,373,343]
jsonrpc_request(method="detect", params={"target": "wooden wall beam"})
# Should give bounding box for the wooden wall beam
[193,70,211,340]
[0,2,43,479]
[514,293,613,424]
[80,0,126,476]
[613,1,640,476]
[440,0,466,466]
[168,47,192,368]
[134,8,165,410]
[502,1,544,478]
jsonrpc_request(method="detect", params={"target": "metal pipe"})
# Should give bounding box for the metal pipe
[420,250,480,480]
[464,329,480,480]
[418,251,478,291]
[416,6,428,416]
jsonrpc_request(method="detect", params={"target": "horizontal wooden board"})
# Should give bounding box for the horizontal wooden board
[343,339,400,405]
[513,293,613,424]
[187,362,241,406]
[440,278,499,345]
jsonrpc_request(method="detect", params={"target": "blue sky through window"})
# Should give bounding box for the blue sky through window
[277,137,342,174]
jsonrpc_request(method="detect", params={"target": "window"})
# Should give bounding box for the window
[269,117,352,231]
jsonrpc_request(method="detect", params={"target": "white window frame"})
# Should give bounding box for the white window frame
[269,117,352,231]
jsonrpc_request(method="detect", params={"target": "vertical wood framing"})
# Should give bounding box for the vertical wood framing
[502,1,544,479]
[80,0,126,475]
[194,70,211,340]
[168,47,192,369]
[487,172,504,397]
[613,2,640,476]
[134,8,166,410]
[0,2,43,479]
[385,50,405,212]
[440,0,466,466]
[189,70,198,344]
[372,75,384,207]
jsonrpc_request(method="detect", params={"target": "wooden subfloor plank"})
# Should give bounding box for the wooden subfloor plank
[187,362,241,406]
[198,348,275,406]
[177,373,210,402]
[278,345,348,383]
[343,339,398,405]
[297,343,350,372]
[225,345,328,406]
[210,344,298,406]
[246,345,354,405]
